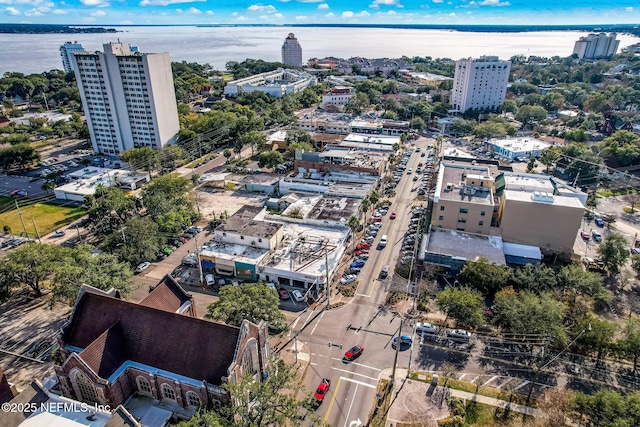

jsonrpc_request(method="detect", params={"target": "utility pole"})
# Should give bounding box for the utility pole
[31,219,41,243]
[390,318,404,384]
[194,232,204,286]
[325,242,331,308]
[76,225,83,243]
[15,199,29,238]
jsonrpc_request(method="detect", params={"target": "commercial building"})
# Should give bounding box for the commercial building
[341,133,400,152]
[224,69,317,98]
[59,41,84,73]
[486,137,550,161]
[431,162,496,236]
[294,112,353,134]
[451,56,511,113]
[573,33,620,59]
[320,86,355,110]
[333,57,414,76]
[281,33,303,68]
[350,118,410,136]
[53,166,150,201]
[295,146,387,177]
[55,276,269,421]
[72,42,180,155]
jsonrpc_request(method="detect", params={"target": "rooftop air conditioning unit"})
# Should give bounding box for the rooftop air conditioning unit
[251,241,257,246]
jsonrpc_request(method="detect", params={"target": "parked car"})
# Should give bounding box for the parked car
[380,265,390,279]
[356,242,371,250]
[135,262,151,274]
[205,274,216,286]
[291,289,305,302]
[182,255,197,266]
[314,379,331,403]
[345,268,362,275]
[52,230,66,237]
[448,329,472,341]
[163,247,173,255]
[592,231,603,242]
[341,274,357,285]
[393,335,413,345]
[580,231,591,241]
[595,217,605,227]
[355,249,369,256]
[278,288,290,300]
[350,261,365,268]
[344,344,364,361]
[416,322,437,335]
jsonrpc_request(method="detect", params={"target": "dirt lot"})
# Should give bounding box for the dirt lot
[196,187,269,220]
[0,292,71,391]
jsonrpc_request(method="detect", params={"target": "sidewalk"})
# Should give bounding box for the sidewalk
[378,368,537,426]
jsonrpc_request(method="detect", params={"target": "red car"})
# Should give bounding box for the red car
[355,249,369,256]
[314,379,331,402]
[356,242,371,250]
[580,231,591,241]
[344,344,364,361]
[278,288,290,300]
[369,217,382,223]
[390,212,397,219]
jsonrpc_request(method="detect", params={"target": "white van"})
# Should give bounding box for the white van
[378,235,388,249]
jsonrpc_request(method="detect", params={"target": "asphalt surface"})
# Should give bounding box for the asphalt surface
[294,139,432,427]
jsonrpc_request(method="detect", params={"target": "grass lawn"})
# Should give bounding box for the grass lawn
[0,196,86,237]
[184,153,216,169]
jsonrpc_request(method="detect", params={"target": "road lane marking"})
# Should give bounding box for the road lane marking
[330,358,382,371]
[310,311,325,335]
[342,383,359,427]
[330,367,380,382]
[323,377,342,424]
[340,376,376,389]
[288,317,300,337]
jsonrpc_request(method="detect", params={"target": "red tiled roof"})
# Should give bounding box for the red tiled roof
[0,367,14,404]
[63,292,241,385]
[139,275,191,313]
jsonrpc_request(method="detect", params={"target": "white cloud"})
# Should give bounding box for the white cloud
[247,3,276,12]
[139,0,204,6]
[295,15,308,20]
[432,0,443,2]
[341,10,353,18]
[297,0,323,2]
[369,0,398,8]
[80,0,109,7]
[273,12,283,18]
[449,11,455,15]
[231,11,238,16]
[205,9,213,14]
[51,8,67,13]
[120,19,133,23]
[14,0,53,5]
[324,11,334,17]
[82,16,95,22]
[235,15,247,20]
[186,6,201,13]
[357,10,369,17]
[5,6,20,14]
[24,7,41,15]
[90,9,106,16]
[626,6,633,11]
[479,0,510,6]
[317,3,328,9]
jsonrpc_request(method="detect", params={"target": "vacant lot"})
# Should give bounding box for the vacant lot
[0,196,86,237]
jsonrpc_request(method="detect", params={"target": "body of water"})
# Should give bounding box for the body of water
[1,25,639,75]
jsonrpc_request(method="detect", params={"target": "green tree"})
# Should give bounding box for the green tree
[451,118,476,135]
[525,157,538,173]
[0,144,40,170]
[499,99,518,114]
[515,105,548,123]
[87,186,138,236]
[176,410,228,427]
[0,243,58,298]
[208,283,287,332]
[142,174,195,221]
[258,151,283,171]
[493,289,567,346]
[51,245,132,305]
[459,257,510,296]
[510,263,557,293]
[102,218,165,266]
[632,254,640,279]
[347,214,360,251]
[121,146,160,171]
[299,87,319,108]
[240,130,268,157]
[570,389,640,427]
[538,146,562,173]
[576,315,616,363]
[368,190,379,212]
[597,232,630,275]
[473,121,507,139]
[360,197,370,218]
[223,148,232,162]
[556,264,607,300]
[436,287,484,329]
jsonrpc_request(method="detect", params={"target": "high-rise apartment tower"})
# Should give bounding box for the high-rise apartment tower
[72,42,179,155]
[281,33,303,68]
[60,42,85,73]
[573,33,620,59]
[451,56,511,114]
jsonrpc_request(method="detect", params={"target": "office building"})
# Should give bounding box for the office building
[224,68,317,98]
[281,33,303,68]
[72,42,179,155]
[451,56,511,113]
[573,33,620,59]
[59,41,84,73]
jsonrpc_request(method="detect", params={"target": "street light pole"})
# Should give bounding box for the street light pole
[390,318,404,383]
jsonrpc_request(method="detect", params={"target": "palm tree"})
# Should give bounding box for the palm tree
[369,190,380,214]
[348,215,360,251]
[360,197,370,221]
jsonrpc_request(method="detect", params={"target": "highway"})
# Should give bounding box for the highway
[294,138,433,426]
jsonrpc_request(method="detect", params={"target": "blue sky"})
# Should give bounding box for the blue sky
[2,0,639,25]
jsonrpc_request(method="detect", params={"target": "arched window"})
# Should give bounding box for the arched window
[136,376,151,395]
[161,384,176,401]
[74,371,98,403]
[186,391,201,408]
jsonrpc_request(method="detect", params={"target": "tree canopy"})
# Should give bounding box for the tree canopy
[436,287,484,329]
[459,257,510,296]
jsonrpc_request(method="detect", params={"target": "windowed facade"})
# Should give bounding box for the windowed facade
[161,384,176,401]
[136,376,152,395]
[74,371,98,403]
[459,208,468,214]
[186,391,201,408]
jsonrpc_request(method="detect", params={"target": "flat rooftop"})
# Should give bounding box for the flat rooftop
[436,163,494,206]
[281,194,323,219]
[503,174,555,193]
[344,133,401,145]
[320,147,386,169]
[490,137,550,152]
[307,196,361,222]
[200,241,269,266]
[406,72,454,82]
[55,167,134,196]
[423,229,506,265]
[503,190,586,208]
[443,148,476,159]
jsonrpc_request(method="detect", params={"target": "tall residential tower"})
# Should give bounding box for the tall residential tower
[281,33,303,68]
[72,42,179,156]
[573,33,620,59]
[59,42,85,73]
[451,56,511,114]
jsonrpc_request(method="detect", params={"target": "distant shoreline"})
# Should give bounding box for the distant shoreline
[0,24,117,34]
